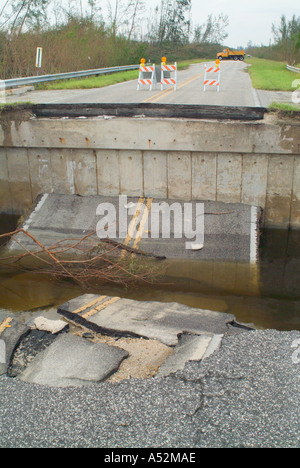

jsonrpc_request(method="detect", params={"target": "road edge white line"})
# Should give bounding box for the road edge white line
[23,193,49,231]
[251,86,262,108]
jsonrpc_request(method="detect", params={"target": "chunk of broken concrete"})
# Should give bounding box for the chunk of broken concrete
[156,334,213,377]
[0,317,30,376]
[19,334,129,387]
[33,316,68,335]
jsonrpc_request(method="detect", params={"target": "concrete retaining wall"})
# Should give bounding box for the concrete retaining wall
[0,115,299,229]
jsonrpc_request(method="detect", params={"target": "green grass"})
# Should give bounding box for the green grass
[37,69,140,90]
[37,59,210,90]
[269,101,300,112]
[0,101,33,112]
[246,57,300,91]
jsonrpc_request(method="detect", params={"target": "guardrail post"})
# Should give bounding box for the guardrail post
[0,80,6,104]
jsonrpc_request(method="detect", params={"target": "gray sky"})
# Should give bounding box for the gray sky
[191,0,300,47]
[100,0,300,48]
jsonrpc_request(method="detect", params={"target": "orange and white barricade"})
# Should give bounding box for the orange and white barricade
[203,64,220,92]
[137,63,157,91]
[161,62,177,91]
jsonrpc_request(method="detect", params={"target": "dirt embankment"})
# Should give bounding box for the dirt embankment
[0,104,34,146]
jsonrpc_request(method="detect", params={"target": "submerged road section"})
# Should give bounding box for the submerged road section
[6,193,262,263]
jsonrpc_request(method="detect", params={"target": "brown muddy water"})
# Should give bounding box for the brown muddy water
[0,214,299,331]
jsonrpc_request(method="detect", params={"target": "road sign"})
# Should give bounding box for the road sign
[36,48,42,69]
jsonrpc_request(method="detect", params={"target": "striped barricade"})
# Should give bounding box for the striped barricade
[161,63,178,91]
[137,64,157,91]
[203,65,220,92]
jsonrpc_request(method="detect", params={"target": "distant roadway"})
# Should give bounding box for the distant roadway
[4,61,263,107]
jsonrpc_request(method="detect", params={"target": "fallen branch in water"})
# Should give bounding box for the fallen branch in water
[0,229,166,289]
[196,211,235,217]
[100,238,166,260]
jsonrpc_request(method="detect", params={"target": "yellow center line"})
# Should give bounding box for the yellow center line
[120,196,145,258]
[123,196,145,246]
[82,297,121,319]
[72,296,107,315]
[143,71,204,104]
[132,197,153,251]
[0,317,13,334]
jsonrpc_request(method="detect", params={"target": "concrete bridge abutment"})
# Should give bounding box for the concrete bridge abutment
[0,109,299,229]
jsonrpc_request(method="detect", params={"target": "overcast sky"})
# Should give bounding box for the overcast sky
[99,0,300,48]
[190,0,300,47]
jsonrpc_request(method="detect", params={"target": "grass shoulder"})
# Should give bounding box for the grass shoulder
[269,101,300,112]
[0,101,33,113]
[246,57,300,91]
[37,69,139,91]
[268,102,300,121]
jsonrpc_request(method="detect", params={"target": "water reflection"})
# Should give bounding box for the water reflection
[0,214,299,332]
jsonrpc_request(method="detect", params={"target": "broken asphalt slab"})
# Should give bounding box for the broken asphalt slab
[57,293,239,347]
[0,329,299,448]
[1,295,251,387]
[19,334,129,387]
[5,193,262,263]
[0,316,30,376]
[156,333,219,377]
[8,328,60,378]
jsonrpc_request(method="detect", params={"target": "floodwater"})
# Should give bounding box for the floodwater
[0,214,299,331]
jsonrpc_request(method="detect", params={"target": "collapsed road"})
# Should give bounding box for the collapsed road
[0,308,299,447]
[0,153,299,448]
[0,236,299,448]
[0,293,247,386]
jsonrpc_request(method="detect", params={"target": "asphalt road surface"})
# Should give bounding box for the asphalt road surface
[0,329,299,448]
[4,61,261,107]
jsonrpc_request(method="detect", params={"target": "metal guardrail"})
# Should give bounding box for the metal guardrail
[0,64,140,89]
[287,64,300,73]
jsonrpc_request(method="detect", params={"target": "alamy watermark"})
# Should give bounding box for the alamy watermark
[96,195,204,250]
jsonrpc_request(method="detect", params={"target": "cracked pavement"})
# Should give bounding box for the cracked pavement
[0,329,299,448]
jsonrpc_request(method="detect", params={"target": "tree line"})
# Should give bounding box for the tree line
[0,0,231,78]
[247,15,300,64]
[0,1,299,79]
[0,0,229,43]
